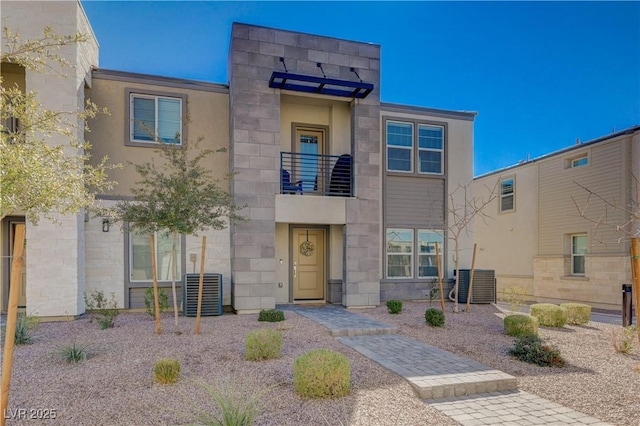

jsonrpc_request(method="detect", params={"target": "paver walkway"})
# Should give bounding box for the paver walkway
[282,305,612,425]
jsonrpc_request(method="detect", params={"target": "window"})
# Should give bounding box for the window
[571,156,588,168]
[418,230,444,278]
[386,121,413,172]
[500,177,515,212]
[129,92,183,144]
[129,229,182,282]
[418,125,443,174]
[571,234,587,275]
[386,228,413,278]
[386,228,444,278]
[386,119,444,174]
[566,154,588,169]
[1,116,20,143]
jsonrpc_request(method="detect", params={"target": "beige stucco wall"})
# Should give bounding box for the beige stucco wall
[1,1,98,317]
[474,162,538,300]
[83,74,233,308]
[87,75,230,196]
[280,94,351,155]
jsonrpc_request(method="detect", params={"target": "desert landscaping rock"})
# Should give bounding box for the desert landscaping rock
[4,302,639,425]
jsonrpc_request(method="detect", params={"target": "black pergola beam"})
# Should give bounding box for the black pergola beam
[269,71,373,99]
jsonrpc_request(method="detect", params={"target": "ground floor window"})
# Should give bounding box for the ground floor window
[386,228,444,279]
[571,234,587,275]
[418,230,444,278]
[129,229,182,282]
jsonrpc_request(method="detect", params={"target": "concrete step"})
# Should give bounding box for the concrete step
[284,305,397,336]
[429,390,612,425]
[338,334,518,399]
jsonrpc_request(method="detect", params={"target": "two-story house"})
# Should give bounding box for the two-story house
[1,1,476,318]
[473,126,640,310]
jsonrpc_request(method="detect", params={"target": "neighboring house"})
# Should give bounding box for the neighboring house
[1,1,476,318]
[473,126,640,310]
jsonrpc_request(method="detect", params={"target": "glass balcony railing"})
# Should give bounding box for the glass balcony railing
[280,151,353,197]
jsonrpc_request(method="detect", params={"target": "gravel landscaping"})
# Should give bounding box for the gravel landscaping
[3,302,639,425]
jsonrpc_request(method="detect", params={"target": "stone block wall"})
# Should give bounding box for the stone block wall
[229,23,381,312]
[2,1,99,317]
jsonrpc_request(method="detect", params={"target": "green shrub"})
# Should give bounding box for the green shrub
[294,349,350,398]
[529,303,567,327]
[504,314,538,337]
[257,309,285,322]
[192,380,263,426]
[14,313,39,345]
[245,328,282,361]
[56,341,93,364]
[426,280,440,306]
[386,299,403,314]
[509,335,565,367]
[143,287,169,319]
[612,326,637,354]
[504,285,527,312]
[560,303,591,325]
[153,358,181,384]
[84,290,119,329]
[424,308,445,327]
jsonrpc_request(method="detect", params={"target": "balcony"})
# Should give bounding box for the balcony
[280,152,352,197]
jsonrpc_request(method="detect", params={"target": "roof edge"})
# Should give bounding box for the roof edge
[91,68,229,93]
[475,124,640,180]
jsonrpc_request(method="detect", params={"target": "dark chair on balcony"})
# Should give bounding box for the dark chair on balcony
[329,154,352,196]
[281,169,303,194]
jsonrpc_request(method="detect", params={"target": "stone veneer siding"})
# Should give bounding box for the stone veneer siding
[228,23,381,311]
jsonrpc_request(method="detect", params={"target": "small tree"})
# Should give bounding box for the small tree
[446,181,497,313]
[1,25,115,426]
[112,140,243,331]
[1,26,114,223]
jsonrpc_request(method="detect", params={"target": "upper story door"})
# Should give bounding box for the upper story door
[294,127,326,193]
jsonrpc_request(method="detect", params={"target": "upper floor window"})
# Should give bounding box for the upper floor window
[386,119,444,175]
[128,91,185,145]
[566,153,588,169]
[386,121,413,172]
[500,177,515,212]
[418,125,443,174]
[571,234,587,275]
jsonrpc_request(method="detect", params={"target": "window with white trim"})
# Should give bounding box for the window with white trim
[418,124,443,174]
[386,119,444,175]
[571,156,588,168]
[386,121,413,172]
[129,229,182,282]
[386,228,413,278]
[571,234,587,275]
[130,93,183,144]
[500,177,515,212]
[386,228,445,278]
[565,154,588,169]
[418,229,444,278]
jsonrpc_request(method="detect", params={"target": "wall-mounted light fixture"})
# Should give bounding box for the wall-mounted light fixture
[102,218,110,232]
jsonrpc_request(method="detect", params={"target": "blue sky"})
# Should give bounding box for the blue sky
[81,1,640,176]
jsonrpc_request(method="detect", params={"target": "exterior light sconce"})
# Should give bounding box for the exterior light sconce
[102,218,110,232]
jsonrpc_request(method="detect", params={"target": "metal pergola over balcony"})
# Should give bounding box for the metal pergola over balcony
[269,71,373,99]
